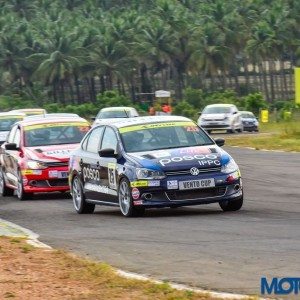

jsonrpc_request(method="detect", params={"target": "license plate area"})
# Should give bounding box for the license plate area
[179,178,215,190]
[58,171,68,178]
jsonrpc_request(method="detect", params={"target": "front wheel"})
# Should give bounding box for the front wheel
[118,179,145,217]
[72,176,95,214]
[219,197,243,212]
[17,170,32,200]
[0,168,14,197]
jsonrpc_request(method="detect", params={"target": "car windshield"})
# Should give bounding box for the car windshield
[97,110,129,119]
[203,106,231,114]
[241,112,255,118]
[24,122,90,147]
[0,117,22,131]
[120,122,214,153]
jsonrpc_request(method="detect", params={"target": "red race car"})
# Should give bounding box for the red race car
[0,115,90,200]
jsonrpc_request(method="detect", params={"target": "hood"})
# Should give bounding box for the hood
[126,145,231,172]
[201,113,229,121]
[241,117,256,122]
[24,143,79,162]
[0,131,9,142]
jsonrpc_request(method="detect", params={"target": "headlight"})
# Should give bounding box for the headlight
[136,168,166,180]
[221,159,238,174]
[27,160,48,169]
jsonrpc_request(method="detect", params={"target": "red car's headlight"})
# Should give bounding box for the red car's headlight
[27,160,48,170]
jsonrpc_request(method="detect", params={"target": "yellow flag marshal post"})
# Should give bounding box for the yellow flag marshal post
[295,67,300,105]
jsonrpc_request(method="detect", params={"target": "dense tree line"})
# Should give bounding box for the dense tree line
[0,0,299,105]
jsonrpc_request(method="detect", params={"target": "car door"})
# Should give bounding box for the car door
[80,126,104,200]
[3,125,21,187]
[98,126,119,203]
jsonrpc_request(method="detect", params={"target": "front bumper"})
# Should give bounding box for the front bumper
[243,124,258,131]
[131,174,243,208]
[22,166,69,193]
[200,122,232,130]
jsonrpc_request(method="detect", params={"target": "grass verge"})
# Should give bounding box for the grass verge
[225,121,300,152]
[0,236,253,300]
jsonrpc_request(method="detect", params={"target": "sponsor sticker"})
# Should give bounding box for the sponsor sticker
[130,181,148,187]
[32,170,42,175]
[148,180,160,187]
[24,122,89,131]
[131,188,140,200]
[119,121,195,133]
[21,169,34,175]
[152,151,170,158]
[45,149,71,156]
[167,180,178,190]
[49,170,58,178]
[133,200,143,205]
[83,166,100,182]
[108,163,117,189]
[159,154,220,166]
[84,183,117,196]
[185,126,199,132]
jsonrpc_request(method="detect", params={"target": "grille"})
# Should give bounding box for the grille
[165,167,221,176]
[45,161,68,167]
[48,179,68,186]
[166,187,226,201]
[30,179,68,187]
[202,124,227,128]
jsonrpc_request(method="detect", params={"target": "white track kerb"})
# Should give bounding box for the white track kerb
[0,218,259,299]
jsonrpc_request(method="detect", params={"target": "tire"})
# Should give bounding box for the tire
[236,127,243,133]
[206,130,212,134]
[227,129,234,133]
[118,178,145,217]
[17,170,32,201]
[72,176,95,214]
[0,168,14,197]
[219,197,243,212]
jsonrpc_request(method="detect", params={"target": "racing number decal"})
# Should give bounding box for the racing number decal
[108,163,117,189]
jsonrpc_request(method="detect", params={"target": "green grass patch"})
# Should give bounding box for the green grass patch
[226,121,300,152]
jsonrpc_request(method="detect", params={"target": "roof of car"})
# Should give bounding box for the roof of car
[205,104,235,107]
[24,113,80,120]
[239,111,254,114]
[10,108,46,113]
[17,116,89,127]
[98,115,192,129]
[100,107,136,112]
[0,112,25,117]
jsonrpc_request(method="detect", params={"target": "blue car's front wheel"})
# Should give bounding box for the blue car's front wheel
[118,178,145,217]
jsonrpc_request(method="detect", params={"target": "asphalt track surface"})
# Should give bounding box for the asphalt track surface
[0,147,299,295]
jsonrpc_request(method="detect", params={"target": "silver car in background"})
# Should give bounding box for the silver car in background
[92,106,139,126]
[197,104,243,134]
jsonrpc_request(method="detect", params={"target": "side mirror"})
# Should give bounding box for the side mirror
[198,111,202,115]
[214,138,225,147]
[233,111,238,115]
[5,143,19,151]
[90,116,96,121]
[99,148,117,158]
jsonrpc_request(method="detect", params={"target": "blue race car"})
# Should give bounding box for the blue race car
[69,116,243,217]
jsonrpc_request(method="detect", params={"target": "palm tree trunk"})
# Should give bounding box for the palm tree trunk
[90,77,96,102]
[280,60,288,100]
[269,61,275,102]
[68,79,75,104]
[74,75,81,104]
[53,82,58,102]
[100,76,106,93]
[59,81,66,105]
[259,62,270,102]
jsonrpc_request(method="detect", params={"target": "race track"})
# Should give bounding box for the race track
[0,147,299,295]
